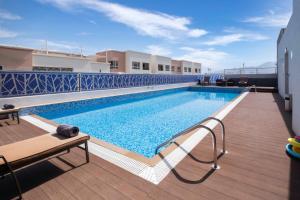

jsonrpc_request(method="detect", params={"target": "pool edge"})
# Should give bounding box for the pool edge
[20,89,249,185]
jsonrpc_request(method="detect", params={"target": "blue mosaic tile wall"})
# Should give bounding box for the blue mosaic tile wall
[0,71,203,97]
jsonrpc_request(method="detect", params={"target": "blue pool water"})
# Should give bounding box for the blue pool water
[36,87,241,158]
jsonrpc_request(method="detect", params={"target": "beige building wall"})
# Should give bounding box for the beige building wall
[151,55,172,74]
[181,60,194,75]
[171,60,183,74]
[96,50,125,73]
[0,45,33,71]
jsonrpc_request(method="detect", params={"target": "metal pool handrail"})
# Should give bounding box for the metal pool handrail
[155,117,226,169]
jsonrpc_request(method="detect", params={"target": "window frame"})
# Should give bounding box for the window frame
[109,60,119,69]
[165,65,170,71]
[132,61,140,70]
[142,62,150,70]
[158,64,164,71]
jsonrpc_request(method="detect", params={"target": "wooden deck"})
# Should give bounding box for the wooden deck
[0,92,299,200]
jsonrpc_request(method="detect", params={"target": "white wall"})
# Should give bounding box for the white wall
[193,62,202,74]
[151,55,172,74]
[33,53,110,73]
[125,51,151,74]
[277,0,300,135]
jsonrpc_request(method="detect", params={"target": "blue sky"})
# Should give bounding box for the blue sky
[0,0,292,71]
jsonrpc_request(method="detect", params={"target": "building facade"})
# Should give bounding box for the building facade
[1,45,202,75]
[0,45,110,73]
[96,50,125,73]
[171,60,183,74]
[277,0,300,134]
[125,51,152,74]
[150,55,172,74]
[32,51,110,73]
[0,45,33,71]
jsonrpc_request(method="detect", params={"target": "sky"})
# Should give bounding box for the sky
[0,0,292,72]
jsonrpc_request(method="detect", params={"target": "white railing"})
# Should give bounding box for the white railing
[224,67,277,75]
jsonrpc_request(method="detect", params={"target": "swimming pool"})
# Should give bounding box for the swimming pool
[24,87,243,158]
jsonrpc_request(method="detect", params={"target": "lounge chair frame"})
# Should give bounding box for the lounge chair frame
[0,108,20,124]
[0,139,89,199]
[202,76,210,86]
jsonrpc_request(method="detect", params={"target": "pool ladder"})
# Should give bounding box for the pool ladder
[155,117,226,169]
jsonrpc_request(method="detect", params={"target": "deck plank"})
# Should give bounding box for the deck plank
[0,92,299,200]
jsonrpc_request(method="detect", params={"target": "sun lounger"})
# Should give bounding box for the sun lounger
[238,77,249,87]
[0,133,90,199]
[216,79,225,86]
[202,76,210,86]
[0,108,20,124]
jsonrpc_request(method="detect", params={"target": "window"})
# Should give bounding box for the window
[177,67,181,72]
[158,64,164,71]
[132,61,140,69]
[198,68,201,73]
[165,65,170,71]
[33,66,47,71]
[188,68,191,72]
[109,60,118,69]
[0,65,3,71]
[32,66,73,72]
[61,67,73,72]
[195,68,198,73]
[184,67,187,72]
[48,67,61,71]
[142,62,149,70]
[171,66,175,71]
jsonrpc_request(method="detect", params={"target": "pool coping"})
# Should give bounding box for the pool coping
[20,87,249,184]
[1,82,196,109]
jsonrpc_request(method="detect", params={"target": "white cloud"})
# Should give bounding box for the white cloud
[243,11,291,27]
[37,0,207,40]
[32,39,81,53]
[0,9,22,20]
[204,32,268,46]
[177,47,229,68]
[146,45,171,56]
[0,28,18,38]
[77,32,92,36]
[204,34,244,46]
[187,29,207,38]
[203,27,269,46]
[89,20,96,24]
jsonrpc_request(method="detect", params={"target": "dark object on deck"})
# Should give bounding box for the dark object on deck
[202,76,210,86]
[238,77,249,87]
[226,79,235,86]
[57,125,79,138]
[197,79,202,85]
[3,104,15,110]
[0,133,90,199]
[216,79,225,86]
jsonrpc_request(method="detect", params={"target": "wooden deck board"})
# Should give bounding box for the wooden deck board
[0,92,299,200]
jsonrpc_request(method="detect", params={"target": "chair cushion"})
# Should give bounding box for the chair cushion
[0,133,89,169]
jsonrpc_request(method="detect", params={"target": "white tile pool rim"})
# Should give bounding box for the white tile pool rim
[21,88,249,185]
